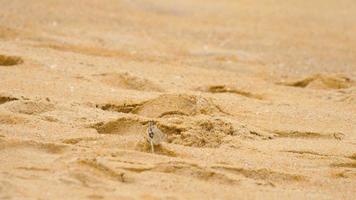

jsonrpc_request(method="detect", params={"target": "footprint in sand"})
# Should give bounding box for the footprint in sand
[276,74,354,90]
[4,100,55,115]
[93,72,164,92]
[197,85,265,100]
[0,54,23,66]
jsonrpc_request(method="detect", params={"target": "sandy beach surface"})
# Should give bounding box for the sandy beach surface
[1,0,355,199]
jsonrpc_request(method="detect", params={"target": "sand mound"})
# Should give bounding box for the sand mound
[97,94,224,118]
[277,74,354,89]
[133,94,222,117]
[159,116,235,148]
[92,115,246,148]
[92,117,145,135]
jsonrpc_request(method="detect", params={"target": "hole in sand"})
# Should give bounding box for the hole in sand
[0,54,23,66]
[0,95,18,104]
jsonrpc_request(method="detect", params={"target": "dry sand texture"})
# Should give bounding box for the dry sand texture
[1,0,356,199]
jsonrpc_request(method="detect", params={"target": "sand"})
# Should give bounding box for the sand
[0,0,355,199]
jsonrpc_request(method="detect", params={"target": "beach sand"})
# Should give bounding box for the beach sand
[0,0,355,199]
